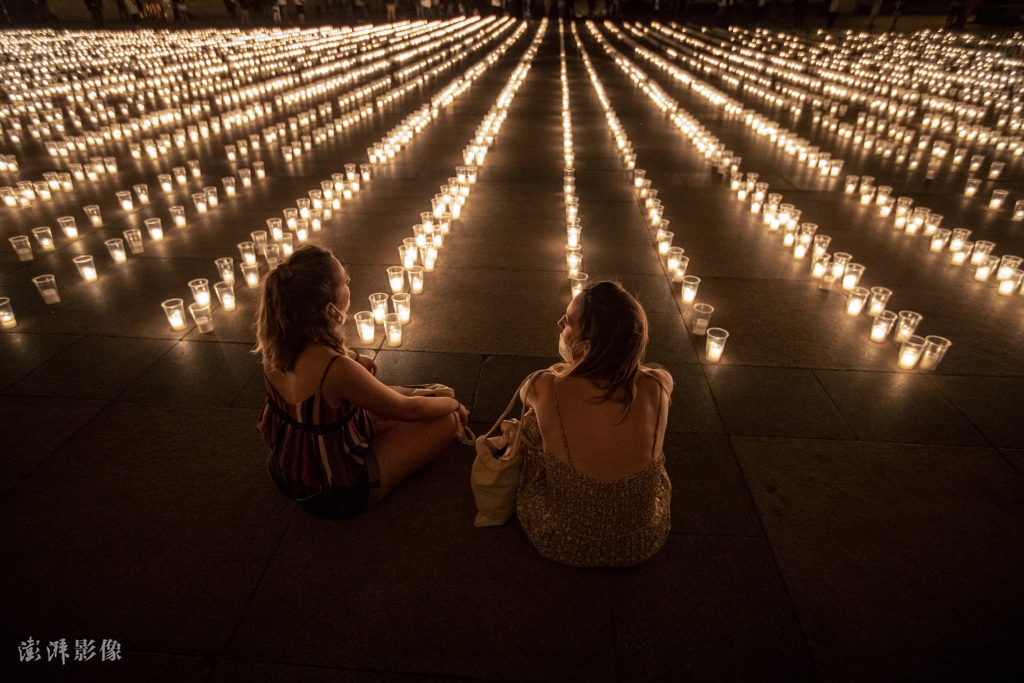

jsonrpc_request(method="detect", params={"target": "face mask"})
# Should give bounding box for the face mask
[328,303,346,325]
[558,334,574,363]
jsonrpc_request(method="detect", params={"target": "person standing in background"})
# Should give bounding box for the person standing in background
[867,0,882,29]
[826,0,839,28]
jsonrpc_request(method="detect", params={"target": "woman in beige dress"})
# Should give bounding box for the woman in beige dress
[516,281,673,567]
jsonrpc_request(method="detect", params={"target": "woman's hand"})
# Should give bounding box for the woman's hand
[354,353,377,376]
[456,403,470,428]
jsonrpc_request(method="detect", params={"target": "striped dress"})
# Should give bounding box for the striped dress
[258,355,378,518]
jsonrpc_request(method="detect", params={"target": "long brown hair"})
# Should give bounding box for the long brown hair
[253,245,347,373]
[553,280,658,421]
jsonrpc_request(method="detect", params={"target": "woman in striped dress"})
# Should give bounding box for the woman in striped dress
[255,246,469,518]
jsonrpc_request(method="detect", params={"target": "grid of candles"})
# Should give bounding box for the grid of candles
[354,20,547,348]
[0,19,527,331]
[575,24,727,362]
[626,21,1022,221]
[586,22,967,371]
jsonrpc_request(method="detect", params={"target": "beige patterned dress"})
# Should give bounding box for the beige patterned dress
[515,407,672,568]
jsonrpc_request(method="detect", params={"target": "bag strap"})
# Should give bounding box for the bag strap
[482,368,547,440]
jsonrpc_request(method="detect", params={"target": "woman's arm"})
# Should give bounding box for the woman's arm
[325,355,460,422]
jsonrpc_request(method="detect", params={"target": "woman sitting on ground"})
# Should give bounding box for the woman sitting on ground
[516,281,672,567]
[255,245,469,518]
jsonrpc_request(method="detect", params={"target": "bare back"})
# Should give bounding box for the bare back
[523,368,672,483]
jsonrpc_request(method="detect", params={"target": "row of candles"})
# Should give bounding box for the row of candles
[612,24,1024,304]
[573,24,727,363]
[355,20,547,348]
[640,23,1022,213]
[587,22,951,371]
[155,21,536,335]
[0,21,524,330]
[560,24,588,299]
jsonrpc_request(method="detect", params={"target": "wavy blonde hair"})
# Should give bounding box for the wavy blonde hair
[253,245,347,373]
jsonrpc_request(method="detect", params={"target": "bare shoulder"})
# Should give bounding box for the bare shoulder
[520,369,553,405]
[641,366,674,394]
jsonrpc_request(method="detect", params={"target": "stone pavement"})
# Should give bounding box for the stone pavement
[2,21,1024,682]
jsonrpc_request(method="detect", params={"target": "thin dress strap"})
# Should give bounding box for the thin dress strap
[318,354,342,394]
[550,376,576,469]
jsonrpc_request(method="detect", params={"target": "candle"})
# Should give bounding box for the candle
[681,276,700,304]
[370,293,389,324]
[705,328,728,363]
[392,293,411,324]
[162,299,187,330]
[384,313,402,347]
[117,192,134,211]
[846,287,869,316]
[408,266,424,294]
[216,283,236,312]
[918,336,951,371]
[388,267,406,294]
[216,258,234,284]
[899,346,921,369]
[242,265,260,288]
[85,205,102,226]
[355,312,376,344]
[870,313,896,342]
[974,257,997,281]
[189,279,211,306]
[0,298,16,329]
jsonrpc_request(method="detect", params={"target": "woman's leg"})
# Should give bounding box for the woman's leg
[372,413,459,497]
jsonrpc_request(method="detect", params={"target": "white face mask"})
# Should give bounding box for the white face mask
[328,303,347,325]
[558,334,574,363]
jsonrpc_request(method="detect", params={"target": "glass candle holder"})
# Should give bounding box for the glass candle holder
[384,313,403,347]
[189,303,214,334]
[894,311,922,342]
[918,336,951,371]
[32,226,55,252]
[974,255,999,281]
[240,169,252,188]
[354,311,376,344]
[387,267,405,294]
[845,175,860,194]
[265,244,281,271]
[1012,200,1024,222]
[898,335,926,370]
[369,293,389,324]
[870,310,898,342]
[831,252,852,279]
[964,179,980,197]
[241,264,260,288]
[105,237,128,264]
[73,255,97,282]
[674,256,690,282]
[666,247,685,273]
[567,222,582,249]
[810,253,830,279]
[254,161,266,179]
[162,298,187,330]
[133,184,150,204]
[0,297,16,329]
[189,278,211,306]
[204,187,218,208]
[10,235,33,260]
[33,274,61,304]
[214,282,236,311]
[117,191,134,211]
[232,241,255,266]
[681,275,701,304]
[279,233,294,257]
[84,205,102,226]
[705,328,729,363]
[567,271,589,297]
[159,174,173,192]
[267,218,284,241]
[813,234,831,257]
[222,177,236,197]
[842,263,865,290]
[251,230,268,256]
[188,160,201,178]
[657,231,674,256]
[57,216,79,239]
[173,167,187,185]
[144,218,164,241]
[923,214,943,237]
[392,293,412,324]
[997,255,1023,281]
[990,190,1008,210]
[407,266,424,294]
[692,303,714,336]
[216,257,235,284]
[997,270,1023,295]
[123,229,144,255]
[192,193,208,214]
[846,287,870,316]
[864,287,891,317]
[989,162,1005,179]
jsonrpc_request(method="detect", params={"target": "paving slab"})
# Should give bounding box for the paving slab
[733,436,1024,681]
